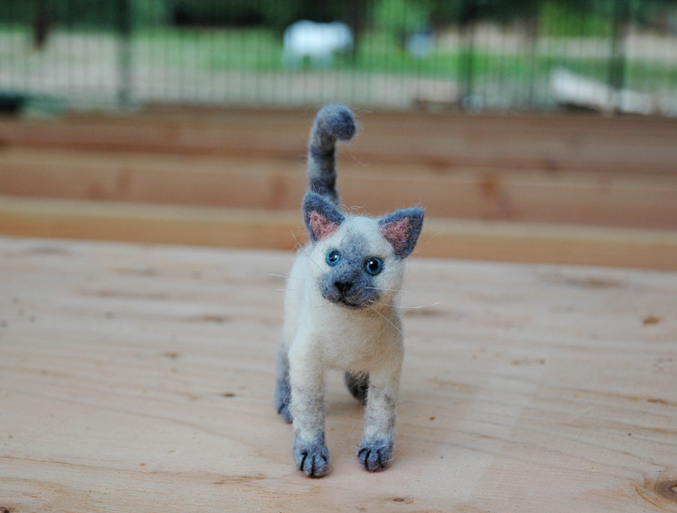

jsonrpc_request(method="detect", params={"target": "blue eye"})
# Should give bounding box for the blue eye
[326,250,341,266]
[365,257,383,276]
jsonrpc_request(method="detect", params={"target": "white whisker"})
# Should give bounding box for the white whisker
[269,273,310,282]
[370,300,441,310]
[290,230,304,249]
[291,231,324,272]
[365,286,408,293]
[289,230,304,250]
[367,304,403,336]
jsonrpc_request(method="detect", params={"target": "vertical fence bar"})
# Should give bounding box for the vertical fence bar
[460,0,476,107]
[527,3,539,109]
[609,0,629,112]
[68,0,74,102]
[117,0,132,106]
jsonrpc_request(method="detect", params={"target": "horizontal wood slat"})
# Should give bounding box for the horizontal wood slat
[1,148,676,230]
[2,109,677,175]
[1,109,675,268]
[1,195,675,271]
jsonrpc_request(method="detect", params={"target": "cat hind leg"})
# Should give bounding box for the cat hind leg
[275,346,293,423]
[344,371,369,404]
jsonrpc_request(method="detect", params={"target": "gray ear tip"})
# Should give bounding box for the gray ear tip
[411,207,425,221]
[303,192,327,209]
[303,192,345,220]
[318,105,356,141]
[303,192,345,243]
[407,208,425,233]
[379,207,425,227]
[378,207,425,259]
[406,208,425,228]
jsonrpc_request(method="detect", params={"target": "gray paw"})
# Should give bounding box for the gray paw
[275,378,293,423]
[275,390,293,423]
[357,438,393,472]
[293,434,330,478]
[277,401,293,423]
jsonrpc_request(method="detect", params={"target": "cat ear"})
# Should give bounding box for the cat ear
[379,208,424,259]
[303,193,345,243]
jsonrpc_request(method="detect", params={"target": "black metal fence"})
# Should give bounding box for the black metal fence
[1,0,676,114]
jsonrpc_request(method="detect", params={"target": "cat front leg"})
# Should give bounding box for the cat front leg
[288,341,330,477]
[357,359,402,472]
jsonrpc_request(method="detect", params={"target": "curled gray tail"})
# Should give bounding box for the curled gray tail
[307,105,356,205]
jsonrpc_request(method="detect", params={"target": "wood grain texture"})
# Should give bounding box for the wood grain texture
[2,109,677,175]
[0,237,676,512]
[1,195,677,271]
[2,147,676,229]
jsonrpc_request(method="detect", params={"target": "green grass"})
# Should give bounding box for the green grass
[1,24,675,95]
[539,1,612,38]
[134,28,283,71]
[129,28,619,80]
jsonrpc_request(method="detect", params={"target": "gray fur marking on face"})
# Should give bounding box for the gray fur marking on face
[319,232,381,308]
[294,432,330,478]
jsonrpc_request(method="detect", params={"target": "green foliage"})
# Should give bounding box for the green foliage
[0,0,166,29]
[0,0,115,28]
[168,0,267,27]
[428,1,463,28]
[373,0,433,34]
[538,1,611,37]
[0,0,675,34]
[166,0,349,32]
[132,0,168,28]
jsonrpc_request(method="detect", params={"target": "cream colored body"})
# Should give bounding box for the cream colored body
[282,218,405,453]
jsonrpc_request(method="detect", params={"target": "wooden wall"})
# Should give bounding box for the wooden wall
[1,108,676,269]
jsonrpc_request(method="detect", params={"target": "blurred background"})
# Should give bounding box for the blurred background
[0,0,676,269]
[1,0,677,112]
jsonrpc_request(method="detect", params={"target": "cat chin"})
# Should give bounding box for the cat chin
[323,295,371,310]
[337,299,368,310]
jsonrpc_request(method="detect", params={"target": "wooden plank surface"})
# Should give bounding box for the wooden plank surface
[2,147,676,229]
[0,236,676,512]
[2,109,677,175]
[1,195,677,271]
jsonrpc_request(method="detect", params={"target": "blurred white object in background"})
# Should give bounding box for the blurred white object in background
[282,21,353,68]
[550,67,677,116]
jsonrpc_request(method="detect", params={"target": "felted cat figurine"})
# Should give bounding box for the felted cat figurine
[275,105,424,477]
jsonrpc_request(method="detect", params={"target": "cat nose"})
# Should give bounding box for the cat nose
[334,280,352,295]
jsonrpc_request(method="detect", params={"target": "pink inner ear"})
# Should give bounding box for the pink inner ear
[381,218,410,253]
[309,211,339,240]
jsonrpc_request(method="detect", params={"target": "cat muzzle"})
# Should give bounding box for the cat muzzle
[325,280,371,309]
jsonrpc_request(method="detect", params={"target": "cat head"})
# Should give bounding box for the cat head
[303,193,424,309]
